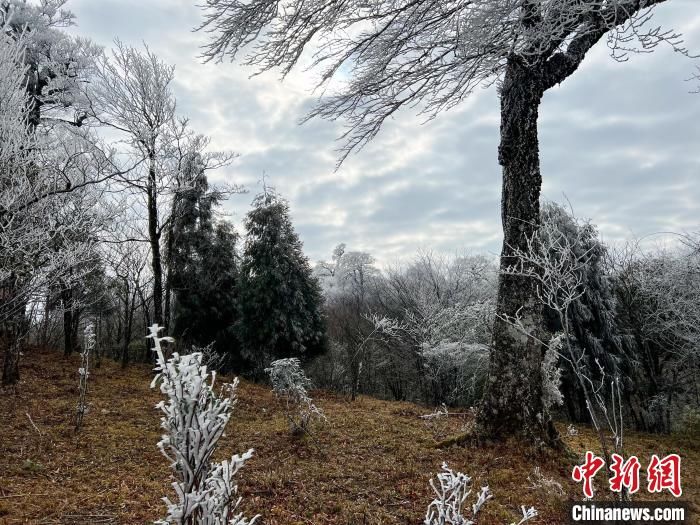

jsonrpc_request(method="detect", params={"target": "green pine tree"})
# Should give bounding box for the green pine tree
[168,155,241,367]
[238,188,326,372]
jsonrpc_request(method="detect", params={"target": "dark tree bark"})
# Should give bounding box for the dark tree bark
[164,225,174,333]
[120,278,133,368]
[61,283,75,357]
[1,278,26,386]
[2,340,20,385]
[1,312,22,386]
[147,155,164,329]
[137,286,153,362]
[477,57,559,446]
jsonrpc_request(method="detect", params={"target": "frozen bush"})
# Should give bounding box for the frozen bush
[265,357,325,434]
[424,463,537,525]
[149,324,258,525]
[193,342,226,371]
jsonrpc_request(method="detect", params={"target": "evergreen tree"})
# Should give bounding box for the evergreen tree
[540,202,629,423]
[238,188,325,371]
[168,155,240,366]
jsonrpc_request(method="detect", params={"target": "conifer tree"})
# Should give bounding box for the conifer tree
[238,188,325,371]
[539,202,627,423]
[168,155,240,366]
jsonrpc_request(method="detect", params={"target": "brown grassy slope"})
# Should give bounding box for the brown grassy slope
[0,347,697,525]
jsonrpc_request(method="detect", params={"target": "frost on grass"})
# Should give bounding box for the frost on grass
[265,357,325,435]
[149,324,258,525]
[424,463,537,525]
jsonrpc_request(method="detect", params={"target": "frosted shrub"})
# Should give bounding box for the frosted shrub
[75,323,95,432]
[149,324,258,525]
[527,466,564,497]
[265,358,325,435]
[193,342,226,371]
[424,463,537,525]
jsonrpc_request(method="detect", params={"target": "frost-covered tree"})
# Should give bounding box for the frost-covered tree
[198,0,689,444]
[266,357,325,434]
[93,45,237,332]
[92,42,176,330]
[315,244,381,400]
[149,324,258,525]
[610,242,700,433]
[0,0,100,131]
[378,253,497,406]
[238,189,325,371]
[0,19,114,385]
[539,203,626,424]
[501,208,626,463]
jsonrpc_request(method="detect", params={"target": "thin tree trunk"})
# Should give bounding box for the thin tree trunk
[121,278,132,368]
[163,199,177,333]
[138,286,152,362]
[148,154,164,329]
[1,311,22,386]
[95,310,103,369]
[62,283,75,357]
[41,290,51,347]
[1,279,24,385]
[71,305,81,354]
[477,57,559,446]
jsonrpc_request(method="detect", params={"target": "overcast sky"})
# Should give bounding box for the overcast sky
[69,0,700,266]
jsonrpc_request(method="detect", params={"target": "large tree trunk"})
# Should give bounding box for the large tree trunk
[477,57,559,446]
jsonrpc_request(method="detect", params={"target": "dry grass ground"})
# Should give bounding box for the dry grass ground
[0,347,697,524]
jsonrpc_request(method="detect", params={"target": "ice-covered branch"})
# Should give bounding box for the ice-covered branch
[149,324,259,525]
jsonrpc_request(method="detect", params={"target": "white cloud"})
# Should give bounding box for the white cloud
[69,0,700,266]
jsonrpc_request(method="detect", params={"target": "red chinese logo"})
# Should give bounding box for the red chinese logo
[609,454,641,494]
[572,453,682,498]
[572,451,605,498]
[648,454,682,498]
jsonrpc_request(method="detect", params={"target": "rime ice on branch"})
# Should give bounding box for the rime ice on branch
[266,357,325,435]
[424,463,537,525]
[148,324,258,525]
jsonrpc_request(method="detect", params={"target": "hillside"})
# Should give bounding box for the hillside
[0,348,697,525]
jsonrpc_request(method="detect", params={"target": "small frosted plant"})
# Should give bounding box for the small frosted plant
[527,466,564,497]
[149,324,258,525]
[75,323,95,432]
[424,463,537,525]
[265,358,325,435]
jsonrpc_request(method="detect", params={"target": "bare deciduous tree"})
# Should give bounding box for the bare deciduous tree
[92,41,177,330]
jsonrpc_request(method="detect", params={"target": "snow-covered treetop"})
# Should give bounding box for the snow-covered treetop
[1,0,100,125]
[93,40,176,150]
[199,0,688,162]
